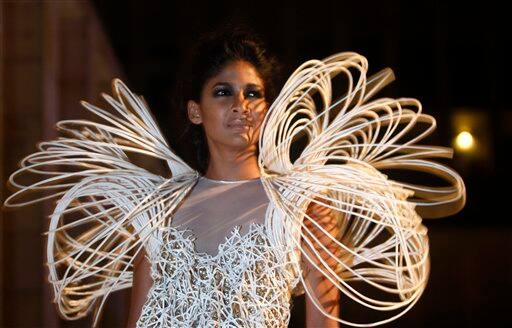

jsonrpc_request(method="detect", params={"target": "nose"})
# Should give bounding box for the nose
[231,92,250,115]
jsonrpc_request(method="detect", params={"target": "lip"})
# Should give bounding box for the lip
[228,119,252,129]
[229,123,251,131]
[229,123,251,127]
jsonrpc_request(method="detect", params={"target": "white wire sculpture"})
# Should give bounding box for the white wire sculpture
[3,52,465,327]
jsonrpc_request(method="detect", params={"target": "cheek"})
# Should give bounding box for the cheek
[252,98,268,114]
[202,112,225,135]
[200,103,230,139]
[253,106,268,125]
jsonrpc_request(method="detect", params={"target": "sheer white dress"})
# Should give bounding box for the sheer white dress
[136,176,304,327]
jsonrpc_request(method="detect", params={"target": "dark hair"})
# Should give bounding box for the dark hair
[175,25,282,174]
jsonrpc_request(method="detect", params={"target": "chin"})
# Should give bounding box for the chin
[227,137,257,151]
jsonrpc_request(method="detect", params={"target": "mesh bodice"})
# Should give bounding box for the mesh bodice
[136,176,302,327]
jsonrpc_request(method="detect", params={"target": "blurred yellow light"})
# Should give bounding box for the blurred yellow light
[455,131,474,151]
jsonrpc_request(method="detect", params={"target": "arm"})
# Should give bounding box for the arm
[303,200,342,328]
[125,249,153,328]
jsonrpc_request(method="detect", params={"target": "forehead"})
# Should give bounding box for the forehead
[208,60,264,87]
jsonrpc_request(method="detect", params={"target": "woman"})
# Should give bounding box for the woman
[126,27,341,327]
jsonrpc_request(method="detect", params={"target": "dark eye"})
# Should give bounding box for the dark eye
[246,90,263,98]
[214,88,231,97]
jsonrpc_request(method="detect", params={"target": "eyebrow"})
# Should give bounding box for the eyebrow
[212,82,264,89]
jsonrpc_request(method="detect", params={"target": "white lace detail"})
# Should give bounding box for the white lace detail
[136,223,300,327]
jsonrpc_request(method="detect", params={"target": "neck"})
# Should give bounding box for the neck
[204,144,260,181]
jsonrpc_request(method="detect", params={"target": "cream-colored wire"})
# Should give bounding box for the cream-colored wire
[2,52,465,327]
[3,78,199,326]
[258,52,465,326]
[268,173,428,293]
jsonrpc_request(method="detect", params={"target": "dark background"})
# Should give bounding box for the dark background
[90,0,511,326]
[91,0,510,227]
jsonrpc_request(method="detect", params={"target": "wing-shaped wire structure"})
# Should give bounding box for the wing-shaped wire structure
[3,52,466,327]
[3,79,198,326]
[258,52,466,326]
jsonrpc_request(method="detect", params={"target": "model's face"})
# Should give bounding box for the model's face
[187,60,268,152]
